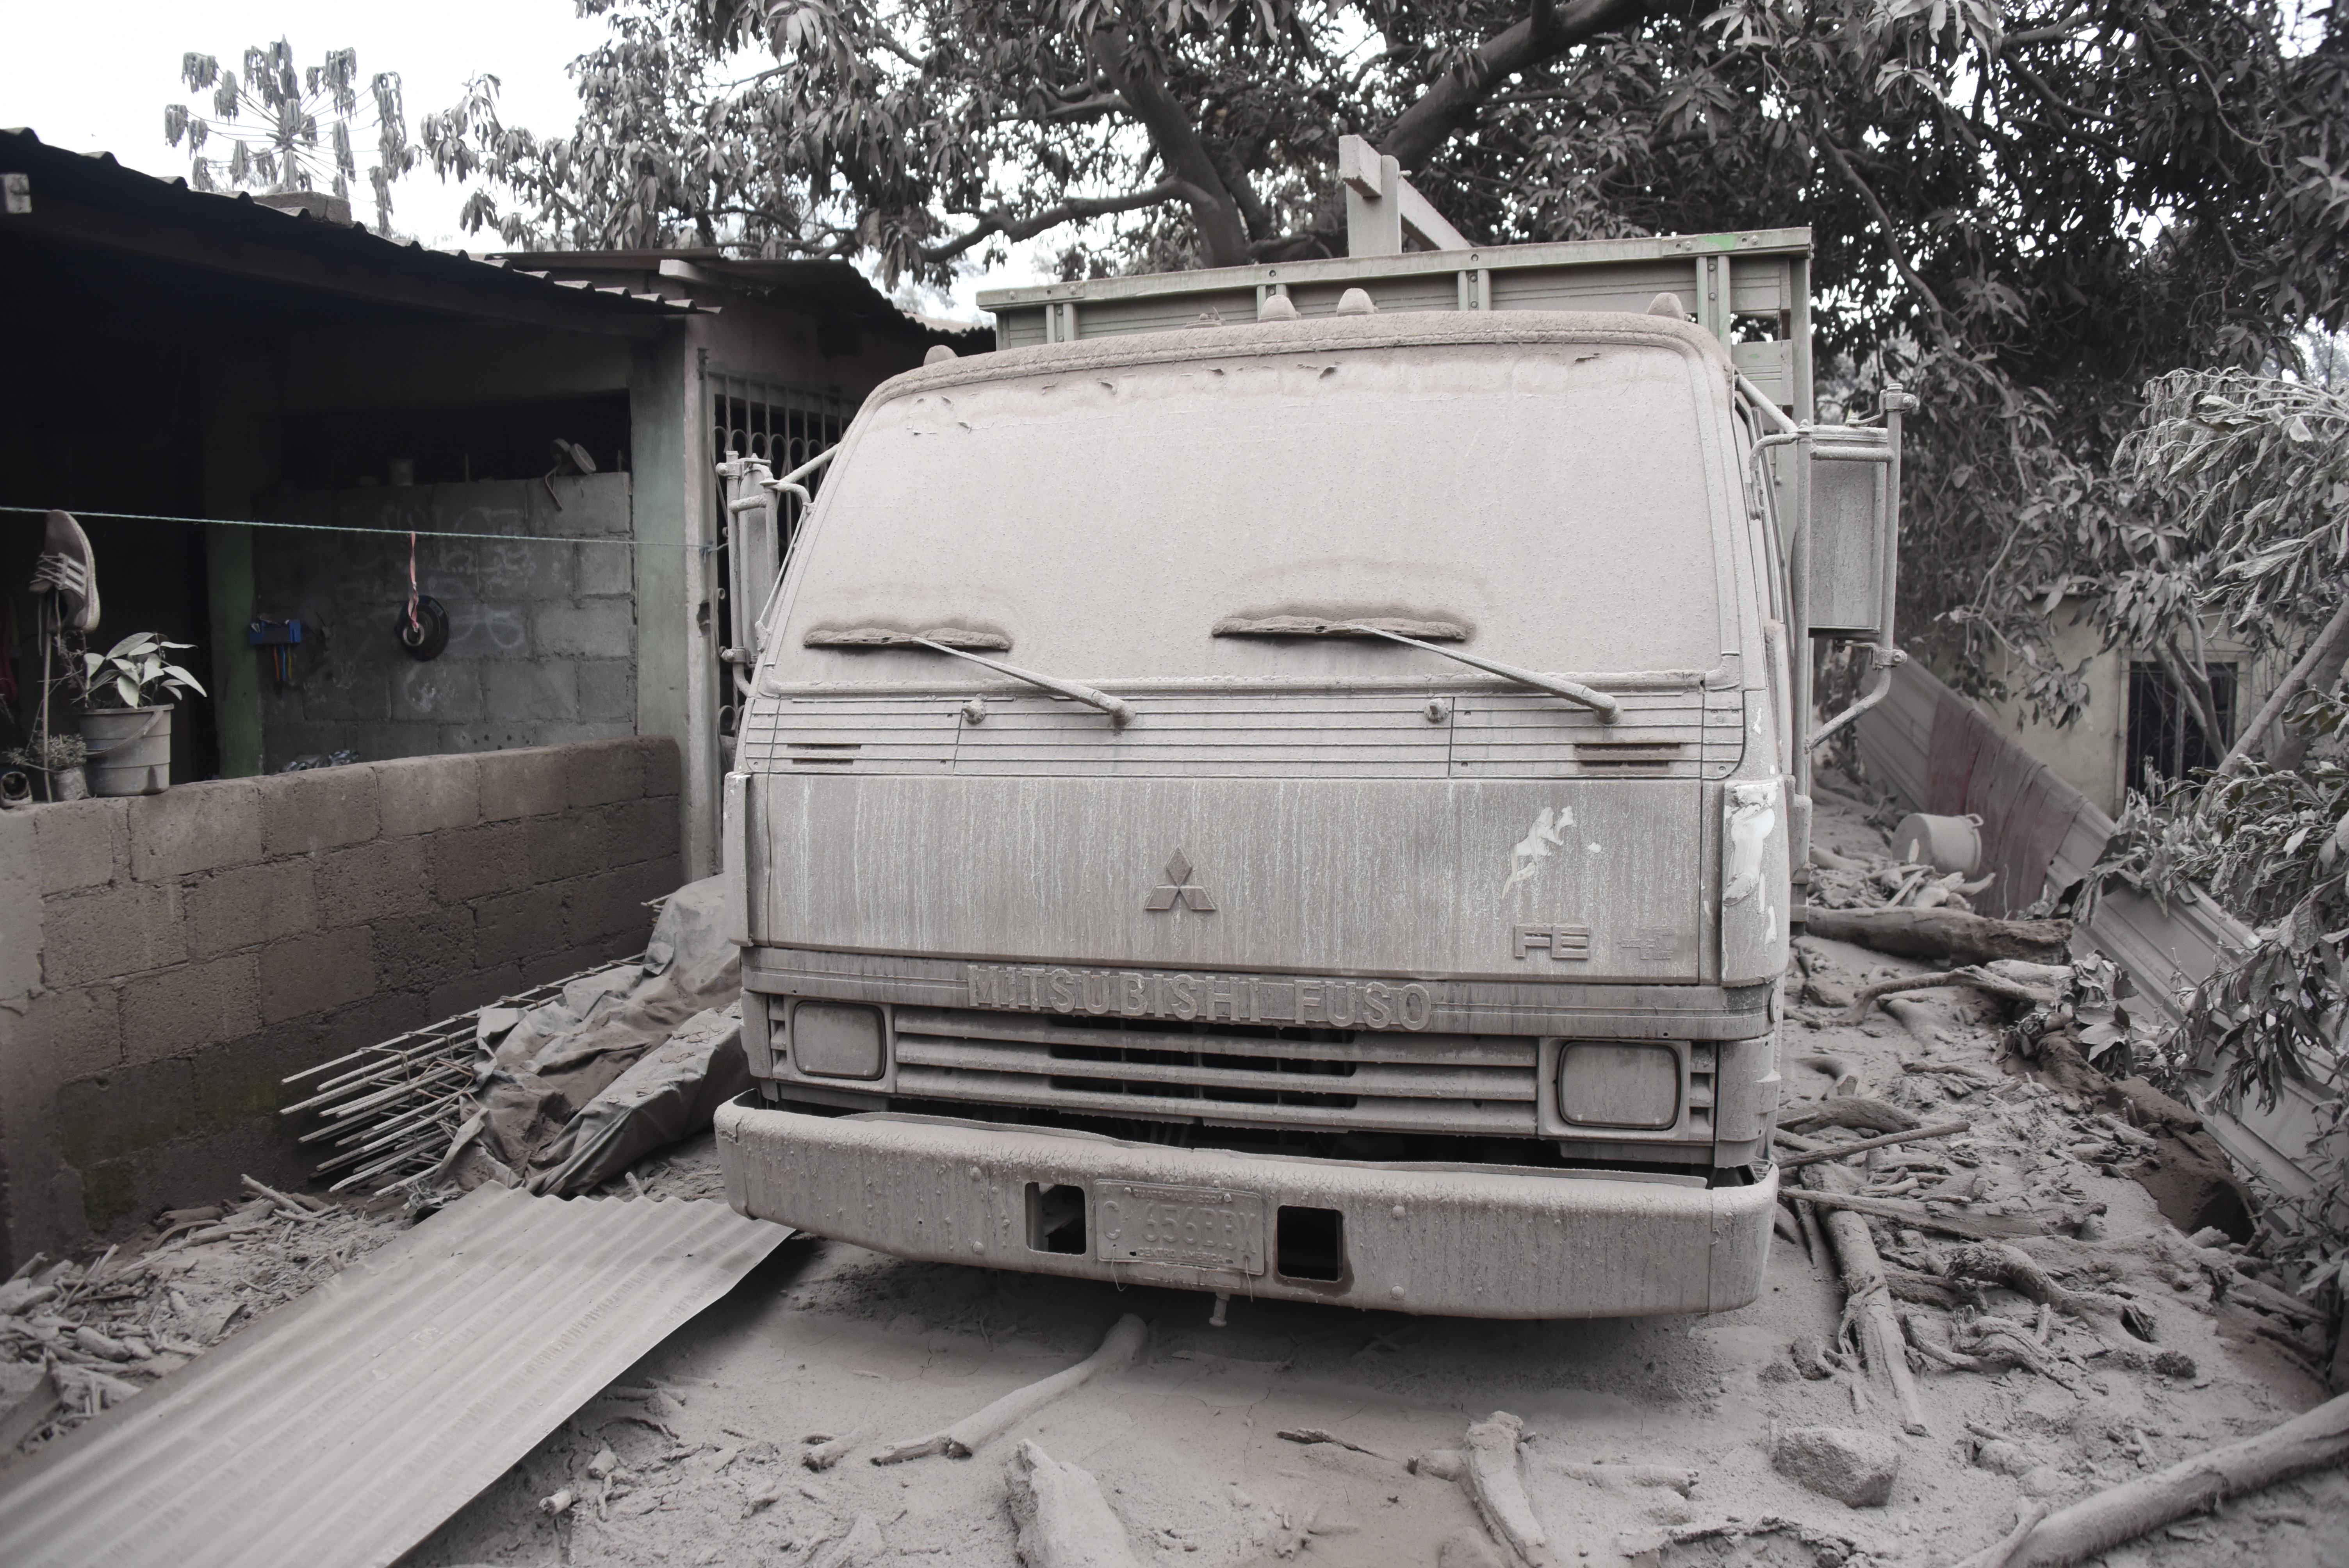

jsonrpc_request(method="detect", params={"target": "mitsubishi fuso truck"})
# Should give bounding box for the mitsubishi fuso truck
[713,155,1908,1320]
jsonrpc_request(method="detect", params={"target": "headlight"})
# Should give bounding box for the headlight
[791,1001,886,1080]
[1556,1041,1681,1130]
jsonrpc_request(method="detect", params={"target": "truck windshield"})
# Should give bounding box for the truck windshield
[766,341,1725,684]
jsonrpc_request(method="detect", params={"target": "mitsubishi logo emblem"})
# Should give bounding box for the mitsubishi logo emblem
[1144,849,1217,912]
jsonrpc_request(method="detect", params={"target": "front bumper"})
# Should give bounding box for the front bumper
[715,1099,1776,1319]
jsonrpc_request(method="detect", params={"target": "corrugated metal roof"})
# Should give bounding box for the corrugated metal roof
[0,129,704,327]
[0,1186,788,1568]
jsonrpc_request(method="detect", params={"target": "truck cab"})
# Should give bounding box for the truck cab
[714,221,1904,1319]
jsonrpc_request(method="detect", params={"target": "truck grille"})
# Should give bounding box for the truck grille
[888,1007,1538,1137]
[738,686,1743,779]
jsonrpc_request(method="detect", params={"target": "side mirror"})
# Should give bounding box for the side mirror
[1796,382,1915,750]
[1804,426,1893,640]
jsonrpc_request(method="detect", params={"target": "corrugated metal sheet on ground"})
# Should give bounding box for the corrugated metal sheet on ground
[0,1185,788,1568]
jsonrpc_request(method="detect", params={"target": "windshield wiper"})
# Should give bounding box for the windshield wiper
[803,625,1133,726]
[1329,623,1620,722]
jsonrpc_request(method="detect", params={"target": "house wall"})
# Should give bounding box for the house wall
[1961,601,2290,819]
[0,736,682,1272]
[251,475,636,770]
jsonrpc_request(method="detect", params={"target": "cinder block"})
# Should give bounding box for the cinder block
[475,888,565,969]
[477,747,567,820]
[312,989,434,1057]
[376,753,481,836]
[259,927,376,1023]
[57,1056,197,1169]
[576,541,634,598]
[128,780,264,882]
[562,865,650,949]
[186,859,317,958]
[41,880,185,988]
[528,811,613,885]
[427,820,530,902]
[575,660,635,725]
[638,737,682,798]
[392,660,485,724]
[34,798,128,893]
[19,984,124,1081]
[261,766,381,858]
[369,907,476,991]
[428,963,522,1021]
[534,599,636,659]
[437,602,531,664]
[189,1028,324,1130]
[291,665,392,725]
[561,738,643,808]
[463,534,576,600]
[121,955,264,1065]
[484,661,579,724]
[314,836,435,927]
[620,853,686,909]
[601,795,680,864]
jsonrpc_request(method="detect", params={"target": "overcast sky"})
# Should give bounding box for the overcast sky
[0,0,1027,317]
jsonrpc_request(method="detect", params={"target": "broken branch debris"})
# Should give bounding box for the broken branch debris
[1804,907,2073,964]
[1963,1390,2349,1566]
[1801,1169,1930,1435]
[1777,1119,1971,1169]
[874,1313,1146,1464]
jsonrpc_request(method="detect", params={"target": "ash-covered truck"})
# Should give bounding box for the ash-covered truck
[714,155,1908,1320]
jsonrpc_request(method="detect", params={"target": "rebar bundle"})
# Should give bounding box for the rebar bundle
[279,962,629,1195]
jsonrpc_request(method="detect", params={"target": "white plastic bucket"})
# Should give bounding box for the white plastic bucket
[79,705,173,796]
[1892,811,1982,875]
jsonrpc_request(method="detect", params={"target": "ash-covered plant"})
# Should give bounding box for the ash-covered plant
[4,732,87,771]
[2083,369,2349,1317]
[78,633,207,712]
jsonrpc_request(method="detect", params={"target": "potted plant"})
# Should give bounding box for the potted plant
[3,731,89,802]
[76,633,205,796]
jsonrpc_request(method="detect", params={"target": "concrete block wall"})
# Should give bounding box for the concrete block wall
[0,736,682,1271]
[252,473,637,769]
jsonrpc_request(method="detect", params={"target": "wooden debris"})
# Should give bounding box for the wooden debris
[1801,1168,1929,1435]
[1781,1097,1920,1137]
[239,1174,328,1218]
[1845,967,2054,1021]
[1005,1440,1147,1568]
[1949,1502,2052,1568]
[1540,1458,1698,1496]
[874,1313,1146,1463]
[1779,1188,2049,1241]
[1957,1390,2349,1567]
[1804,907,2072,964]
[1779,1119,1971,1169]
[1465,1412,1554,1567]
[802,1428,862,1470]
[1277,1427,1392,1460]
[1942,1244,2155,1340]
[0,1368,61,1454]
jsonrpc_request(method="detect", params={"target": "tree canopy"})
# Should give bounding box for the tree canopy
[424,0,2349,696]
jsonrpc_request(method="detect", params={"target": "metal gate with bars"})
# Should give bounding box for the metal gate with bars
[708,372,854,763]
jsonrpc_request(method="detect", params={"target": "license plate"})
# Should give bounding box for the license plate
[1094,1183,1265,1275]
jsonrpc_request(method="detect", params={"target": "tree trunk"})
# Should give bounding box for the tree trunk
[1086,25,1254,269]
[2228,592,2349,776]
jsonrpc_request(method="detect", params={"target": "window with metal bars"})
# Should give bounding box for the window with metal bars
[2126,659,2237,786]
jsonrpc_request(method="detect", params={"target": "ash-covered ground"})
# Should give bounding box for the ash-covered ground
[9,791,2342,1567]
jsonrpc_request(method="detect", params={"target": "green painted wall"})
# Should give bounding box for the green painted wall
[199,355,280,778]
